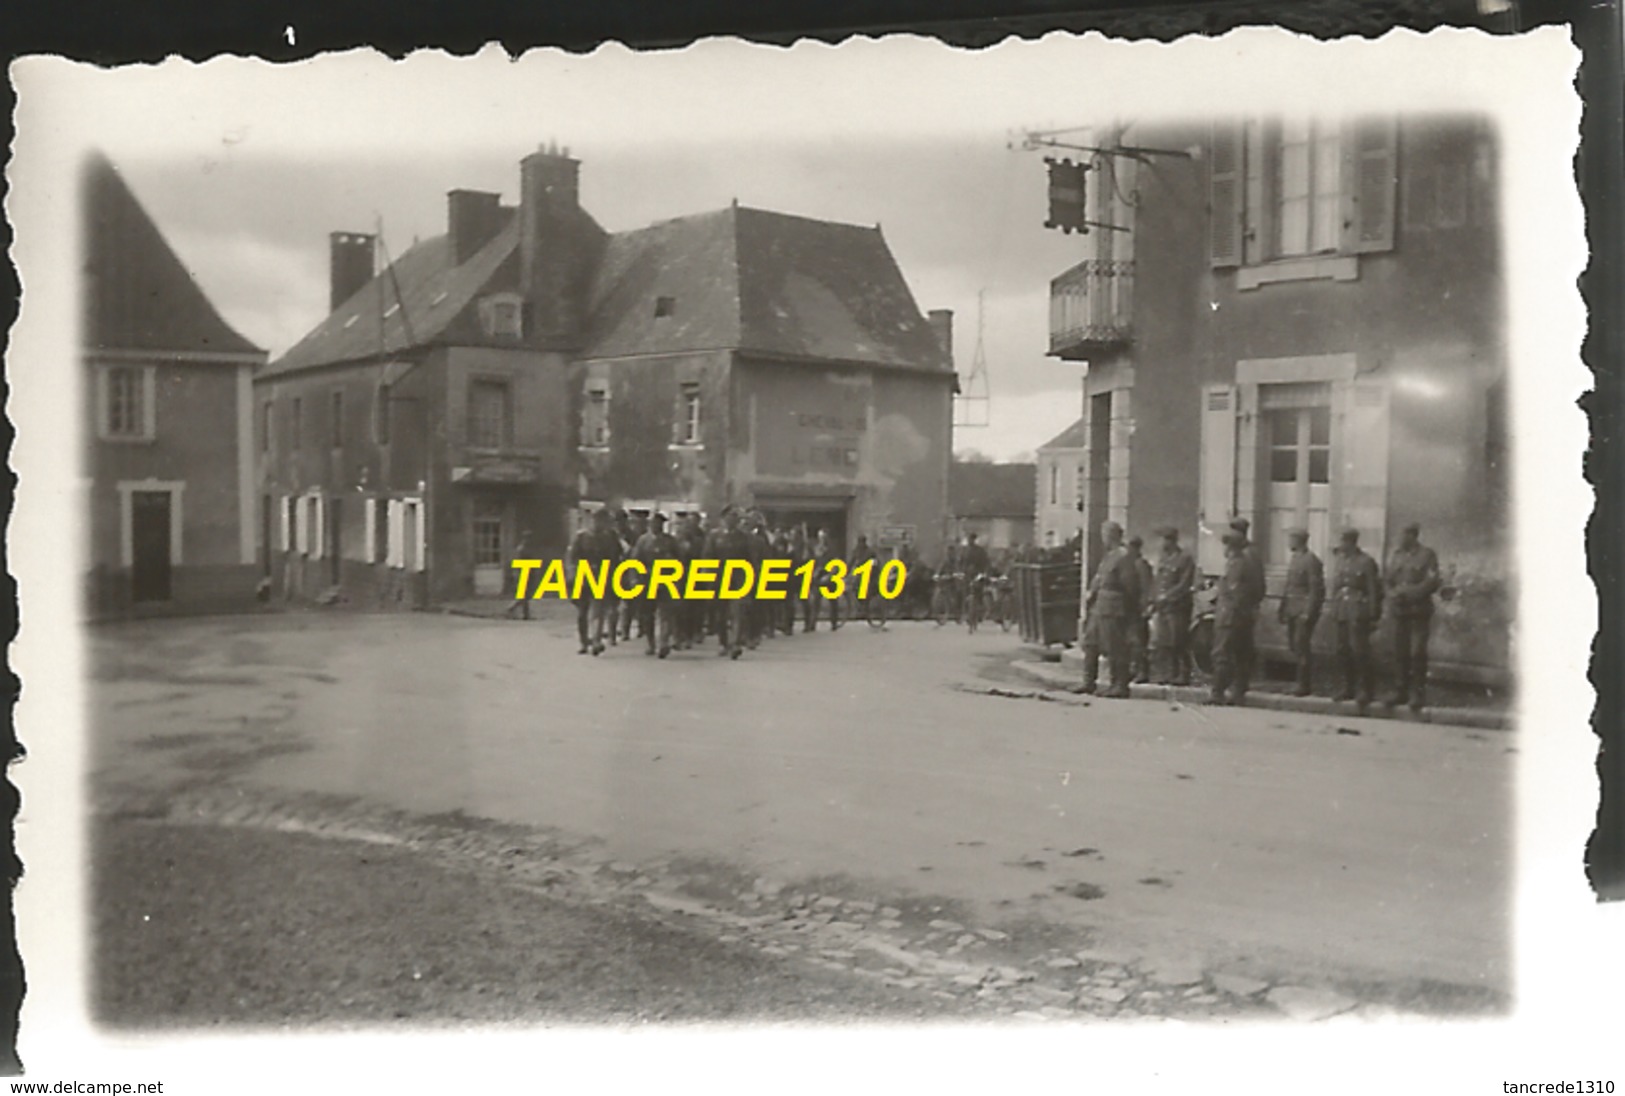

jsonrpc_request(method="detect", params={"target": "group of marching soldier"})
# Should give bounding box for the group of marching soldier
[519,505,890,660]
[1080,518,1442,712]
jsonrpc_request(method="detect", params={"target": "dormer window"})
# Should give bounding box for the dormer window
[480,293,525,340]
[654,295,676,318]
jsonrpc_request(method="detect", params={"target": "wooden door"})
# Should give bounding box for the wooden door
[131,491,172,603]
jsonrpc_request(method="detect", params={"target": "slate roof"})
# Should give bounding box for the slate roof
[265,213,521,377]
[268,198,949,377]
[950,461,1037,519]
[1037,415,1089,451]
[583,206,950,372]
[83,152,264,360]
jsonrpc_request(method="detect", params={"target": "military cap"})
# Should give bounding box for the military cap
[1229,517,1251,535]
[1402,521,1421,535]
[1127,534,1143,548]
[1100,520,1123,537]
[1285,526,1309,539]
[1154,525,1179,539]
[651,512,668,526]
[1340,526,1361,542]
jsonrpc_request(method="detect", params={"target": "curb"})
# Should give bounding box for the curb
[1009,660,1513,731]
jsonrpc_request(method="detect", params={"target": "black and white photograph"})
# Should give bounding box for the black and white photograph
[5,22,1618,1092]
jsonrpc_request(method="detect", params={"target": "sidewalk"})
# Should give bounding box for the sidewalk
[1010,653,1512,731]
[436,595,575,623]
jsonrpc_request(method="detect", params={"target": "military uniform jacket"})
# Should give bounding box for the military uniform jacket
[961,544,991,578]
[706,529,756,564]
[1087,546,1140,618]
[1330,548,1383,624]
[1384,544,1440,618]
[1214,552,1261,626]
[1152,548,1196,611]
[1282,548,1326,622]
[567,528,621,588]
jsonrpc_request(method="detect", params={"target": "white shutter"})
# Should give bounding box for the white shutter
[388,500,403,569]
[309,495,324,560]
[278,496,289,552]
[1233,382,1261,544]
[412,500,427,573]
[1334,378,1391,556]
[363,496,377,564]
[1198,384,1238,574]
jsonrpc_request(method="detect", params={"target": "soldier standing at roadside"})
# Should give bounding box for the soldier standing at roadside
[1330,527,1384,711]
[1208,531,1263,705]
[1079,520,1140,698]
[1278,528,1326,697]
[1225,518,1266,698]
[1149,526,1196,686]
[1384,522,1441,712]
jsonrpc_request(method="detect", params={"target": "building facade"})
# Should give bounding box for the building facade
[573,206,955,560]
[1049,115,1508,685]
[948,461,1038,551]
[258,147,954,606]
[1034,418,1088,549]
[83,154,267,618]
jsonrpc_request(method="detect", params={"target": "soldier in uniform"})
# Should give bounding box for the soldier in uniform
[633,513,679,658]
[708,506,758,659]
[810,528,843,631]
[1225,517,1266,698]
[1278,527,1326,697]
[1079,520,1141,698]
[1208,531,1264,705]
[1384,522,1442,712]
[1125,535,1155,684]
[674,513,706,650]
[567,508,619,656]
[504,529,535,621]
[1330,526,1384,710]
[1149,525,1196,685]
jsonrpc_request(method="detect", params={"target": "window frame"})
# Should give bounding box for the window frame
[467,375,513,451]
[97,364,157,443]
[673,381,703,447]
[582,381,612,450]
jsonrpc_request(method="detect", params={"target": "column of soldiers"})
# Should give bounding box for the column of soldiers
[1078,516,1442,713]
[563,505,862,660]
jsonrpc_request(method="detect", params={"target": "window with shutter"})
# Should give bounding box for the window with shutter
[1209,122,1244,268]
[1350,117,1397,254]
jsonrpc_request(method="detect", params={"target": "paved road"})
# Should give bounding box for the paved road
[89,608,1513,1011]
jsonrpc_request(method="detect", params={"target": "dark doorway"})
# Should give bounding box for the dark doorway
[131,491,172,603]
[328,497,343,586]
[261,495,274,576]
[759,505,848,554]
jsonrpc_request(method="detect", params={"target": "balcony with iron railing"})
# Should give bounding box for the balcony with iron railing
[1048,258,1134,359]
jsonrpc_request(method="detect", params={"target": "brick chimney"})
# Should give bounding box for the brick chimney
[329,232,375,311]
[447,189,504,265]
[519,143,584,344]
[928,309,954,368]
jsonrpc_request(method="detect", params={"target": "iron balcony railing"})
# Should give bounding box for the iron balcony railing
[1049,258,1134,356]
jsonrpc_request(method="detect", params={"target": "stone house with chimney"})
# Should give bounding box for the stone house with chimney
[257,145,955,606]
[84,152,267,617]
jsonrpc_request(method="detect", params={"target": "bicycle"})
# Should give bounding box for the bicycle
[965,573,988,634]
